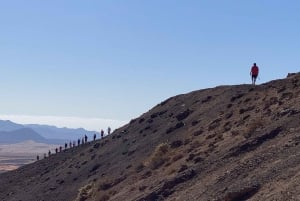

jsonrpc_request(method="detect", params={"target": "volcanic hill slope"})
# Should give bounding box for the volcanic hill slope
[1,74,300,201]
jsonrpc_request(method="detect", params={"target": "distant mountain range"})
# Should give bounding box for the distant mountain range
[0,120,24,132]
[0,128,52,144]
[0,120,99,144]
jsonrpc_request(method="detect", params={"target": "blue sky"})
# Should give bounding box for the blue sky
[0,1,299,130]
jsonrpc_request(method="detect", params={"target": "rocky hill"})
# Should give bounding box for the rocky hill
[0,73,299,201]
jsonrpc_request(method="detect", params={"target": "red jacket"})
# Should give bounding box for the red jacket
[251,66,259,76]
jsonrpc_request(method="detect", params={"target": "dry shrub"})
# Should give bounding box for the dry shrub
[190,140,201,149]
[99,194,110,201]
[144,143,170,170]
[109,190,117,196]
[245,118,264,138]
[135,163,145,173]
[168,169,177,175]
[75,183,95,201]
[172,153,183,162]
[231,130,239,136]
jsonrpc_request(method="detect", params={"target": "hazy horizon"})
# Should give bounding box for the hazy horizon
[0,114,127,131]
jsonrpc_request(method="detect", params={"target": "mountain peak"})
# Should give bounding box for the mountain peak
[0,119,24,132]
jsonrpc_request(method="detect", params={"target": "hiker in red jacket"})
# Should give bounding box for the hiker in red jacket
[250,63,259,85]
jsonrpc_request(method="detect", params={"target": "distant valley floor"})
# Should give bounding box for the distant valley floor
[0,141,59,173]
[0,155,34,173]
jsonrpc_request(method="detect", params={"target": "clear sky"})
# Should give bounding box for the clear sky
[0,1,299,131]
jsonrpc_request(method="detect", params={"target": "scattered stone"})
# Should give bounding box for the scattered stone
[90,164,101,173]
[49,186,57,191]
[278,108,300,117]
[280,92,293,100]
[93,143,100,149]
[228,127,283,157]
[209,118,222,130]
[91,154,96,160]
[160,97,172,106]
[239,106,255,114]
[244,98,251,103]
[194,157,203,164]
[141,171,152,179]
[227,103,233,109]
[191,120,200,126]
[186,154,196,162]
[158,110,168,116]
[202,96,212,103]
[129,119,136,124]
[136,164,145,173]
[222,185,260,201]
[225,112,233,119]
[147,119,154,124]
[193,130,203,136]
[170,140,183,148]
[139,118,145,123]
[287,73,296,77]
[139,186,148,191]
[231,93,245,102]
[176,109,192,121]
[137,169,196,201]
[178,165,188,173]
[166,122,185,134]
[151,113,159,119]
[99,182,112,191]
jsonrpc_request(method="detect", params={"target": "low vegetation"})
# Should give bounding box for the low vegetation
[144,143,170,170]
[75,183,95,201]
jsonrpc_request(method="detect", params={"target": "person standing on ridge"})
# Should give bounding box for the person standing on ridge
[101,129,104,139]
[84,135,88,143]
[250,63,259,85]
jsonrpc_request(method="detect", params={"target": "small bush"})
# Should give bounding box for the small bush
[90,164,101,173]
[93,143,100,149]
[135,163,145,173]
[190,140,201,149]
[170,140,183,148]
[184,138,191,145]
[75,183,95,201]
[193,130,203,136]
[99,182,112,191]
[144,143,170,169]
[139,186,147,191]
[99,194,110,201]
[245,119,264,138]
[172,154,183,162]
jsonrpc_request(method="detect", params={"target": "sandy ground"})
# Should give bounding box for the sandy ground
[0,141,59,172]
